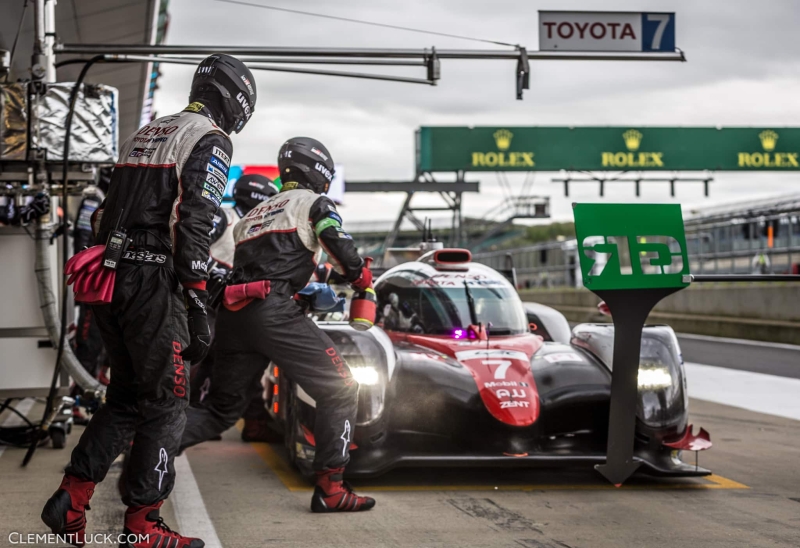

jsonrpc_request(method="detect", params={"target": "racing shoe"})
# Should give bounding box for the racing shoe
[41,475,95,547]
[311,468,375,513]
[121,501,204,548]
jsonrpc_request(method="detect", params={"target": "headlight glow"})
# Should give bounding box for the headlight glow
[638,367,672,390]
[350,365,379,386]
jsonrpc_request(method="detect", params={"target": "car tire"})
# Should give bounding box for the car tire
[49,429,66,449]
[283,387,315,481]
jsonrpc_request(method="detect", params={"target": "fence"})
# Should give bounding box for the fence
[473,199,800,288]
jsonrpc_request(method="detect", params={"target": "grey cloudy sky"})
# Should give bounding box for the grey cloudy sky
[152,0,800,225]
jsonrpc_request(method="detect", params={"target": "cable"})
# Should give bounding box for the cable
[0,399,44,448]
[22,223,37,240]
[22,55,105,467]
[1,425,50,448]
[4,0,30,82]
[213,0,517,47]
[1,401,36,428]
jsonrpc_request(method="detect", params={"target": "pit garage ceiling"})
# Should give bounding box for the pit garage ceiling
[1,0,167,140]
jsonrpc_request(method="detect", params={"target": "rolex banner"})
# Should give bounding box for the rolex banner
[416,126,800,172]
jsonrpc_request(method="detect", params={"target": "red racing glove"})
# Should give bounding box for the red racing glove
[351,265,373,291]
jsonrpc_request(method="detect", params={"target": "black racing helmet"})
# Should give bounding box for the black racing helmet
[189,54,257,134]
[278,137,335,194]
[233,174,280,213]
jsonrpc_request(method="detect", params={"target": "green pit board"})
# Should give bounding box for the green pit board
[573,203,689,291]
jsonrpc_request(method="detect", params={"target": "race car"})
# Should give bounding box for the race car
[263,246,711,478]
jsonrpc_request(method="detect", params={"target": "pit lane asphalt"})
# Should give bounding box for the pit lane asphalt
[2,337,799,548]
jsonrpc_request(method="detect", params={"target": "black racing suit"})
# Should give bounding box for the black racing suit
[189,206,236,405]
[180,187,364,471]
[65,105,232,506]
[190,207,275,427]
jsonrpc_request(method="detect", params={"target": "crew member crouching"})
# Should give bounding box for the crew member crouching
[179,137,375,512]
[190,173,281,442]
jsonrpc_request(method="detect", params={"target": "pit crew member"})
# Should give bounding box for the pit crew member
[179,137,376,512]
[41,54,257,548]
[191,173,281,442]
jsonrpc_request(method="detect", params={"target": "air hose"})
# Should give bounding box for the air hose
[23,55,106,466]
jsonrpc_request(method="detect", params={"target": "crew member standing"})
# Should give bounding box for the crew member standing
[180,137,376,512]
[71,180,110,423]
[41,54,257,548]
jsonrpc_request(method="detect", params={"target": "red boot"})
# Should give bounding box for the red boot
[41,475,95,547]
[311,468,375,513]
[121,501,204,548]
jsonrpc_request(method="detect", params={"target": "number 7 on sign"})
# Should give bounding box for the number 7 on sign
[483,359,512,380]
[643,13,674,51]
[646,14,669,49]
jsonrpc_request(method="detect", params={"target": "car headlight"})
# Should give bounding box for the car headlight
[351,365,379,386]
[636,328,687,429]
[352,364,385,426]
[638,366,673,390]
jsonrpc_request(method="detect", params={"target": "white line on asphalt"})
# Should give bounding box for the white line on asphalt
[678,333,800,351]
[0,398,35,459]
[686,362,800,421]
[172,454,222,548]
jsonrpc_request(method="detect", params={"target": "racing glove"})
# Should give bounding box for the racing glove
[206,264,230,309]
[351,264,373,291]
[0,199,16,226]
[0,193,49,226]
[18,193,50,225]
[181,288,211,363]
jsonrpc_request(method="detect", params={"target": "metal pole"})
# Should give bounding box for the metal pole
[382,193,413,257]
[158,55,427,66]
[101,55,434,85]
[31,0,47,81]
[789,216,794,273]
[684,274,800,283]
[43,0,56,82]
[57,44,463,58]
[56,43,685,62]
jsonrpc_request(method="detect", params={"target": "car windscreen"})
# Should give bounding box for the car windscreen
[377,272,528,336]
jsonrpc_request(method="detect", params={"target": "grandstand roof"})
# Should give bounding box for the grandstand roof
[1,0,167,140]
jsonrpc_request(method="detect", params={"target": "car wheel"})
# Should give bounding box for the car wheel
[284,387,299,462]
[284,387,315,480]
[49,428,66,449]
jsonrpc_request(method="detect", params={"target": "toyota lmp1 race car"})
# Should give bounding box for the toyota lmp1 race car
[261,246,711,479]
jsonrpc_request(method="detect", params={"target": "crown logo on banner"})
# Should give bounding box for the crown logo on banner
[493,129,513,151]
[759,130,778,151]
[623,129,643,151]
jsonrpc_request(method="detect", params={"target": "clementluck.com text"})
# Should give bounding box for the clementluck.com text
[8,532,151,545]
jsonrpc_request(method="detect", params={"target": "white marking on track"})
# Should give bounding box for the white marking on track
[172,454,222,548]
[686,362,800,421]
[0,398,35,459]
